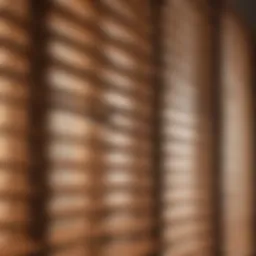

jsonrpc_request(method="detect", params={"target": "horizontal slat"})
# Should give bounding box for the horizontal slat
[100,239,155,256]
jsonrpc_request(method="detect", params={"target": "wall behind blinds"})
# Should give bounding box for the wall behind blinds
[0,0,156,256]
[221,11,254,256]
[161,1,215,255]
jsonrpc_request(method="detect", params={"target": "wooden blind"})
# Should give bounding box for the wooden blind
[221,11,254,256]
[98,1,155,255]
[0,1,254,256]
[0,0,156,255]
[44,0,99,255]
[45,0,155,255]
[0,0,34,255]
[160,1,215,255]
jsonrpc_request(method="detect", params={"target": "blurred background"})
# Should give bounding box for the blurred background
[0,0,255,256]
[232,0,256,33]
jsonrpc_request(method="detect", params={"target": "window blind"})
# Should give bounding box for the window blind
[43,0,99,255]
[0,0,35,255]
[98,1,155,255]
[0,0,156,255]
[42,0,155,255]
[0,1,254,256]
[160,1,215,255]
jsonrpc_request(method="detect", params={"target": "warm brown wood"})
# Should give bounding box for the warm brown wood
[161,1,215,255]
[97,1,155,255]
[221,10,254,256]
[0,0,35,255]
[45,0,99,255]
[0,1,254,256]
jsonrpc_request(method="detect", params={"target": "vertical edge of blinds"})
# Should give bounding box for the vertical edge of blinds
[150,0,165,255]
[221,10,254,256]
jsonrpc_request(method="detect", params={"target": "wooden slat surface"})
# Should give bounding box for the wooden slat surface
[97,1,155,255]
[0,0,35,255]
[45,0,99,255]
[0,1,253,256]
